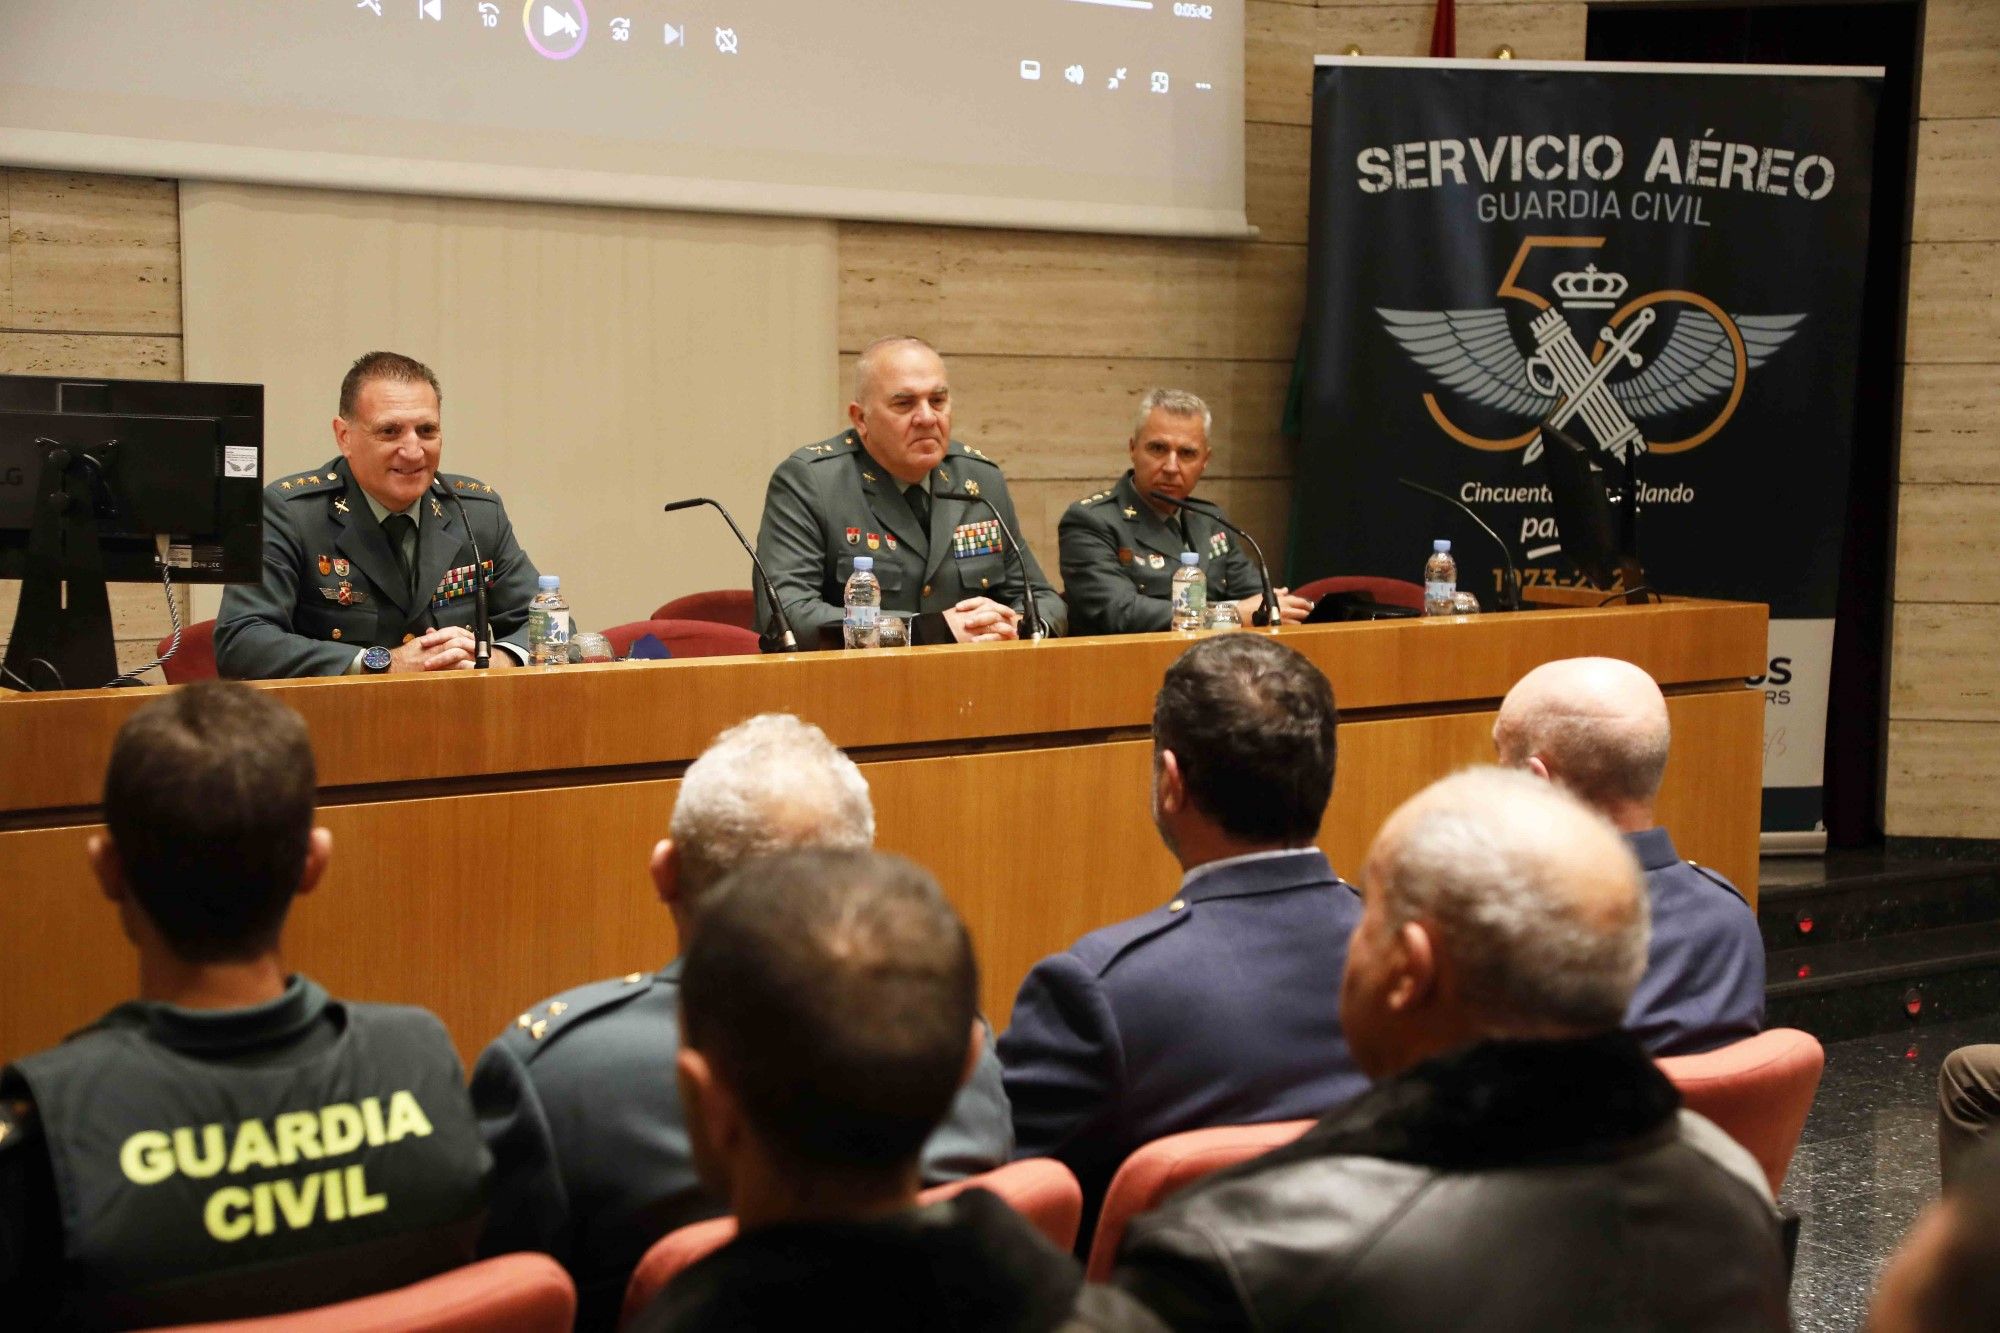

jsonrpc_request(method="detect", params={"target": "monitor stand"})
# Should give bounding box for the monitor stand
[3,448,117,692]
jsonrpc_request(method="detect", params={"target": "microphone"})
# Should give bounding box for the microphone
[434,479,491,669]
[662,497,798,652]
[1147,491,1279,629]
[1395,478,1523,613]
[934,490,1049,641]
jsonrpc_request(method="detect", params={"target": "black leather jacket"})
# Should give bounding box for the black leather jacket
[1111,1033,1791,1332]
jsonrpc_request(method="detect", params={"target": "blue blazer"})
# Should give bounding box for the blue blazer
[1625,828,1766,1057]
[997,848,1368,1240]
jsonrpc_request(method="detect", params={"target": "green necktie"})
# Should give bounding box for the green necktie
[384,513,418,603]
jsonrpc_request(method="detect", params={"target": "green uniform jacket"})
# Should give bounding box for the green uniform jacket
[1057,472,1262,635]
[754,430,1066,643]
[215,458,541,679]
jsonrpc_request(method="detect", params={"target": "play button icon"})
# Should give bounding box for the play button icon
[522,0,587,59]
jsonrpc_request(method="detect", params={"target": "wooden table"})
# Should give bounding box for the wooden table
[0,593,1766,1065]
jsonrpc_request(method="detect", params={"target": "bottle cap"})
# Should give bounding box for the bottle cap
[1180,551,1200,565]
[853,556,874,571]
[537,574,561,591]
[1432,540,1451,553]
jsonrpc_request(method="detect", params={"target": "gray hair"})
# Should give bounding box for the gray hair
[1133,387,1212,438]
[670,714,875,900]
[1371,766,1648,1033]
[852,334,940,403]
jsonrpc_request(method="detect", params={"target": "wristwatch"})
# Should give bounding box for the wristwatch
[361,645,393,674]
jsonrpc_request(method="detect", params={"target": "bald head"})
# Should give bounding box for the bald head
[1494,657,1671,829]
[1350,767,1648,1063]
[851,334,940,404]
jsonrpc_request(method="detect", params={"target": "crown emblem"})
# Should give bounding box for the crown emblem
[1552,264,1629,310]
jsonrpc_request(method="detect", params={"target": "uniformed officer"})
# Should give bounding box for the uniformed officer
[214,351,542,679]
[998,635,1365,1250]
[754,335,1066,646]
[1494,656,1766,1056]
[1058,388,1312,636]
[471,714,1013,1333]
[0,684,489,1329]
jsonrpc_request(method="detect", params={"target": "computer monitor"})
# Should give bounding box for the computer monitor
[1,374,263,690]
[1538,420,1646,599]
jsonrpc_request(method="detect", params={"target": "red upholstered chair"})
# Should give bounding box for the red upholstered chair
[1085,1119,1315,1280]
[599,618,762,660]
[1657,1028,1824,1197]
[143,1253,575,1332]
[1292,575,1427,610]
[650,589,756,630]
[156,619,220,684]
[619,1158,1084,1327]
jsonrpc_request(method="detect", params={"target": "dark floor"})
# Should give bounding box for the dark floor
[1781,1014,2000,1331]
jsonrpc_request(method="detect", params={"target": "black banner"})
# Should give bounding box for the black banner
[1291,57,1881,837]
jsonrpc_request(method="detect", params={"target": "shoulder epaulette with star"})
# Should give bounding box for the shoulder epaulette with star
[440,474,499,499]
[274,470,342,497]
[500,969,659,1059]
[1077,487,1116,507]
[955,443,996,463]
[1685,861,1750,907]
[793,432,861,462]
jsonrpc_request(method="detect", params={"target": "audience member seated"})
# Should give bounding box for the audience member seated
[1935,1043,2000,1187]
[1495,655,1765,1054]
[998,634,1366,1244]
[627,849,1154,1333]
[0,683,489,1330]
[1870,1139,2000,1332]
[1109,767,1792,1332]
[472,714,1012,1332]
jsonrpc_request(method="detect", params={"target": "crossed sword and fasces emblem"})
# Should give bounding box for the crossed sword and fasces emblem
[1523,305,1655,464]
[1377,260,1805,468]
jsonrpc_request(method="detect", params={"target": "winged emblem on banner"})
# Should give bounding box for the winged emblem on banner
[1376,263,1806,464]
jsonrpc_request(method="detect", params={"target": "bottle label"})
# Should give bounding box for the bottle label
[547,609,572,645]
[845,605,879,629]
[1426,581,1454,602]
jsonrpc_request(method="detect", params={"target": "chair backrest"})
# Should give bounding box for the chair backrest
[157,619,220,684]
[1293,575,1426,610]
[1085,1119,1315,1280]
[651,589,756,630]
[144,1253,574,1333]
[599,618,762,660]
[619,1158,1084,1328]
[1657,1027,1824,1196]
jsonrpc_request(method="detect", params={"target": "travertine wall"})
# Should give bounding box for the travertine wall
[1884,0,2000,838]
[0,171,186,678]
[834,0,1589,589]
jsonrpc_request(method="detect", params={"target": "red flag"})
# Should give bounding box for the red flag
[1429,0,1456,58]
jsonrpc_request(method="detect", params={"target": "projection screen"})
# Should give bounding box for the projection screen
[0,0,1246,237]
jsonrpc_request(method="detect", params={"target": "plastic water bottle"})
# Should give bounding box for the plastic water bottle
[1171,552,1207,632]
[1424,541,1458,617]
[844,556,881,649]
[528,575,572,665]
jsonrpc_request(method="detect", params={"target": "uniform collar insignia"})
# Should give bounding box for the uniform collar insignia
[333,497,350,513]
